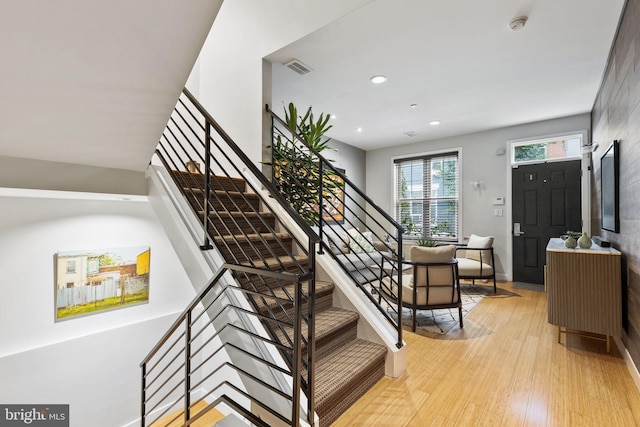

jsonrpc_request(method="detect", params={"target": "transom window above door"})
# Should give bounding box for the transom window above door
[511,134,582,165]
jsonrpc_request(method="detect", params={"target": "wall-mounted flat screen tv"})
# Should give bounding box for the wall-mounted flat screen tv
[601,140,619,233]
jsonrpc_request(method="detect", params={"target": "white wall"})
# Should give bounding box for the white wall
[0,190,195,427]
[191,0,374,164]
[365,113,591,280]
[0,156,148,195]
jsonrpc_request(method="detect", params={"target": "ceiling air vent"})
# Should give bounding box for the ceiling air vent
[404,131,418,137]
[284,59,313,75]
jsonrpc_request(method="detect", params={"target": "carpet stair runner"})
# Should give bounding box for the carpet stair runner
[174,171,387,426]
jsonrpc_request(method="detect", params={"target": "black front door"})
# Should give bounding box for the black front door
[512,160,582,283]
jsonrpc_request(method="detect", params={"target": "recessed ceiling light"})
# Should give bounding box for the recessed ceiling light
[370,75,387,84]
[410,104,418,109]
[331,114,337,119]
[356,127,363,132]
[429,120,441,126]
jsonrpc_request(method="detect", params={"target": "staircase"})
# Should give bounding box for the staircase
[143,89,406,426]
[174,169,387,426]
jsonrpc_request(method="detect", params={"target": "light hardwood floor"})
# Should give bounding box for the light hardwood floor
[149,400,224,427]
[333,281,640,426]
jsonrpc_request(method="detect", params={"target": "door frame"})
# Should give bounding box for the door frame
[504,129,591,281]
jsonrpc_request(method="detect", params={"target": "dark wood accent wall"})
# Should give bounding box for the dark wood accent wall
[591,0,640,367]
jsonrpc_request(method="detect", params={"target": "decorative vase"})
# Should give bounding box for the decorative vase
[578,232,592,249]
[565,235,577,249]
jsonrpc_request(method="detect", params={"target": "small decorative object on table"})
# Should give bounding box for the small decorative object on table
[564,231,580,249]
[578,232,592,249]
[565,235,577,249]
[186,160,201,173]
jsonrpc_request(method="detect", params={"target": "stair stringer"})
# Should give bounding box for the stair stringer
[146,165,311,424]
[257,188,407,378]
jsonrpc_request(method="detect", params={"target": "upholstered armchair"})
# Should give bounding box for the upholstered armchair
[455,234,496,292]
[380,245,462,331]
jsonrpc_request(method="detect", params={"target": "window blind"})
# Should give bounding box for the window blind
[394,151,459,240]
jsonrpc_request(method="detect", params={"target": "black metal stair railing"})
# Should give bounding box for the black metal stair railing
[266,105,405,349]
[150,88,321,425]
[140,264,312,427]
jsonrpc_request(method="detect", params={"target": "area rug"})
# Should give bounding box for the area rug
[386,285,490,335]
[513,281,545,292]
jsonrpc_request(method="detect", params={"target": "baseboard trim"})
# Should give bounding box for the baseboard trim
[614,336,640,394]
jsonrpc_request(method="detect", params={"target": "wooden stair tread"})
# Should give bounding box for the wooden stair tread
[315,307,359,342]
[254,280,335,310]
[201,211,274,218]
[315,339,387,399]
[240,255,308,270]
[314,339,387,425]
[275,307,359,347]
[185,187,256,197]
[213,232,291,243]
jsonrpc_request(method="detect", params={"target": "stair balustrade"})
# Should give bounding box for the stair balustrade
[149,88,320,425]
[267,105,405,349]
[140,264,310,427]
[145,88,395,427]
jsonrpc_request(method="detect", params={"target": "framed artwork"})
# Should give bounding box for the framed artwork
[320,168,345,224]
[54,246,150,321]
[600,140,620,233]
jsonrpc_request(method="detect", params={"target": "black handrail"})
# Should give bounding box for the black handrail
[140,264,305,427]
[267,104,405,348]
[184,89,319,244]
[266,105,399,229]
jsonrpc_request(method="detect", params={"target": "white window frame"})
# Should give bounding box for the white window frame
[393,149,460,242]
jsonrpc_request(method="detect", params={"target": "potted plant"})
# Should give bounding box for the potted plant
[416,235,438,247]
[271,103,343,224]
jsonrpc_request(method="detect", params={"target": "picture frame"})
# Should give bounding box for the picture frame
[601,140,620,233]
[54,246,151,321]
[319,168,345,224]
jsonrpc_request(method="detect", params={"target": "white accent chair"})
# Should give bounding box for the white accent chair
[455,234,496,293]
[380,245,462,331]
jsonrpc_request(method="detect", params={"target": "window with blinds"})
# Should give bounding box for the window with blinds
[394,151,459,240]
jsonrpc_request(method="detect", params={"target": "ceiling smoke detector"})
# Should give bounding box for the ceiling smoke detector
[509,16,528,31]
[283,59,313,75]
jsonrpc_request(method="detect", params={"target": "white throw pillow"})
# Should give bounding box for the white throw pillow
[348,229,374,254]
[465,234,494,263]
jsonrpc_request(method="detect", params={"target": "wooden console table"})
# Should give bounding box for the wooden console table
[546,238,621,352]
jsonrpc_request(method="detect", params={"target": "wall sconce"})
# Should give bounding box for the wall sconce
[582,143,598,154]
[471,181,483,191]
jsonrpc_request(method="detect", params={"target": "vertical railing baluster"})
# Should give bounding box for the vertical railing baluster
[140,363,146,427]
[317,161,325,254]
[397,232,403,348]
[200,121,213,250]
[184,312,192,423]
[306,245,316,424]
[291,275,302,427]
[269,108,276,183]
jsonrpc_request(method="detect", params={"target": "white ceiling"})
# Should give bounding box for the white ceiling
[0,0,222,172]
[267,0,625,150]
